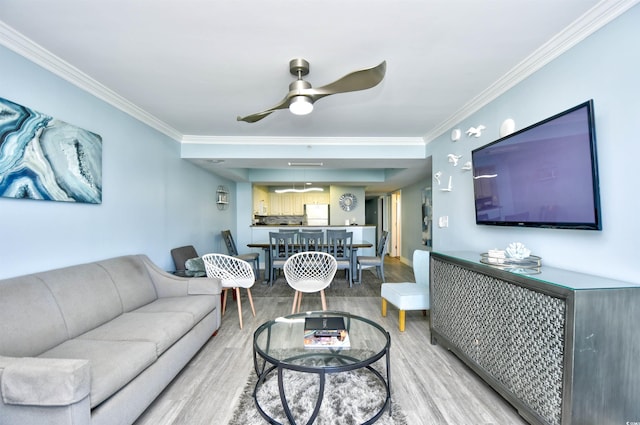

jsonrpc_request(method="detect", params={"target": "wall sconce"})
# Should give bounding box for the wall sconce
[216,185,229,210]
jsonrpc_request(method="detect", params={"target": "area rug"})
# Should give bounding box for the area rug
[228,363,408,425]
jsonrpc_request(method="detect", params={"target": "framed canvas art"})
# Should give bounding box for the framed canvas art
[0,96,102,204]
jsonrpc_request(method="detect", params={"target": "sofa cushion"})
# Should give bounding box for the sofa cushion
[134,295,216,324]
[76,312,195,357]
[39,339,157,408]
[97,255,159,312]
[36,263,123,339]
[0,276,69,357]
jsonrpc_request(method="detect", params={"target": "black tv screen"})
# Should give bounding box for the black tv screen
[471,100,601,230]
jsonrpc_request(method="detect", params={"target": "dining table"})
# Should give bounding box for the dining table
[247,241,373,285]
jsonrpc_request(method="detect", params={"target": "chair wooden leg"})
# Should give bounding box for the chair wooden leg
[246,288,256,316]
[381,298,388,317]
[222,289,229,316]
[320,290,327,311]
[297,292,303,312]
[291,291,299,314]
[399,310,406,332]
[235,287,243,329]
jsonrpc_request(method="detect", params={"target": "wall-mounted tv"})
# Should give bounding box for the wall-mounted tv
[471,100,601,230]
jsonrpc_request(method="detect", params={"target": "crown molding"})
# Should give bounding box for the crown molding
[423,0,640,143]
[180,135,425,145]
[0,21,183,141]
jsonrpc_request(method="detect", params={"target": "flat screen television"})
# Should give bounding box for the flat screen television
[471,100,602,230]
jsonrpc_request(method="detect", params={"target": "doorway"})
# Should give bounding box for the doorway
[390,191,401,258]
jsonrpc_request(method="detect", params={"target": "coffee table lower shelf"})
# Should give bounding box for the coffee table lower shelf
[252,311,392,425]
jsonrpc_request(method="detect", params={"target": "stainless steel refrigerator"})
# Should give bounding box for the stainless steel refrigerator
[304,204,329,226]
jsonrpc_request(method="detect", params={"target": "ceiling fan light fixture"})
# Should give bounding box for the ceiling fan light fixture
[289,96,314,115]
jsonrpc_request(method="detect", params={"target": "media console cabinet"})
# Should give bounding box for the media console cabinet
[429,251,639,425]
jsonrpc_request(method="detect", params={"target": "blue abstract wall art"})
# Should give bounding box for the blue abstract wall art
[0,96,102,204]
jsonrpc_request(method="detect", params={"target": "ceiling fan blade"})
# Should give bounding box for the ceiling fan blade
[236,96,291,123]
[307,61,386,101]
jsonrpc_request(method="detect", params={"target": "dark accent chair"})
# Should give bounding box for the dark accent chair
[171,245,199,272]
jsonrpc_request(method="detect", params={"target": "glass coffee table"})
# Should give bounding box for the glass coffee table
[252,311,392,425]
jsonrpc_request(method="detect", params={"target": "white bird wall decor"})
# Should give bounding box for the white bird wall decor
[466,125,486,137]
[448,154,462,166]
[434,171,442,185]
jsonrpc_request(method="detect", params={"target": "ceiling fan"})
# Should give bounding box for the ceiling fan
[237,58,387,123]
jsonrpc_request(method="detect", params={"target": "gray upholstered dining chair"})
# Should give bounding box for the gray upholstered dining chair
[268,231,296,285]
[221,229,260,279]
[298,231,325,252]
[326,230,354,287]
[357,230,389,283]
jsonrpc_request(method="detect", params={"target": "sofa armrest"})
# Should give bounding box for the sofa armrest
[140,255,222,298]
[0,356,90,406]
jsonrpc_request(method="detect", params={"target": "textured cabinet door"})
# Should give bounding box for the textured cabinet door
[430,252,640,425]
[431,259,565,425]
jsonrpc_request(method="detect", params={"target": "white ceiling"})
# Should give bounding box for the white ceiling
[0,0,631,193]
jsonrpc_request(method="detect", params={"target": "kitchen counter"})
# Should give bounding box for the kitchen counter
[250,224,375,227]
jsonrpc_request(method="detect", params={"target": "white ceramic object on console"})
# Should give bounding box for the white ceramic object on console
[505,242,531,260]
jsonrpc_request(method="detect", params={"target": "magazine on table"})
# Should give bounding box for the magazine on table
[303,317,350,349]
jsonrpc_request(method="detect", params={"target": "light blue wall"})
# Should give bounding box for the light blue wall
[0,46,235,279]
[400,178,431,264]
[428,5,640,283]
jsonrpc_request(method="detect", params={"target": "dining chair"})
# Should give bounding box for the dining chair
[268,231,296,285]
[298,231,325,252]
[221,230,260,279]
[357,230,389,283]
[381,249,430,331]
[201,253,256,329]
[326,230,355,287]
[284,251,337,314]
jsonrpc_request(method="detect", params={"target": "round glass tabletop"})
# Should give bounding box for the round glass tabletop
[254,311,390,370]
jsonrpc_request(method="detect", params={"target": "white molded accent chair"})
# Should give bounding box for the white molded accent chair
[202,253,256,329]
[381,250,430,331]
[284,251,338,314]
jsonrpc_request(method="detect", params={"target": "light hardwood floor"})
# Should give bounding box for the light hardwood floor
[134,258,528,425]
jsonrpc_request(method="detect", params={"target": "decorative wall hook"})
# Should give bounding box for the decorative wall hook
[466,125,486,137]
[440,176,453,192]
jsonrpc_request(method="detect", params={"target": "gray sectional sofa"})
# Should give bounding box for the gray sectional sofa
[0,254,222,425]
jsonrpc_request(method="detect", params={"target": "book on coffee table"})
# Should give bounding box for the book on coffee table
[303,317,350,349]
